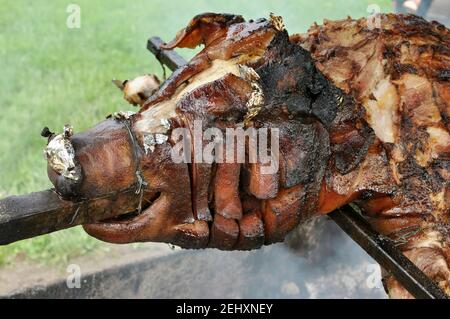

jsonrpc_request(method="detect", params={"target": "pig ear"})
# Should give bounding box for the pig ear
[112,79,127,91]
[161,13,244,49]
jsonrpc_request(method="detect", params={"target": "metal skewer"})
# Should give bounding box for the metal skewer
[329,207,448,299]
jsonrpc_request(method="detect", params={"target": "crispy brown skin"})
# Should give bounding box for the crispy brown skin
[45,13,449,298]
[296,14,450,298]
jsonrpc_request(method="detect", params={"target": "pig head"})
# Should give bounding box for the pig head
[44,13,342,250]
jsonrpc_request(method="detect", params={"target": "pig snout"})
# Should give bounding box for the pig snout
[45,118,138,200]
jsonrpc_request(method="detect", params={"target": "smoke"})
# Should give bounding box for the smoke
[124,217,387,298]
[5,216,387,298]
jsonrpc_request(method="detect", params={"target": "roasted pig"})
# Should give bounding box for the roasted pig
[42,13,449,298]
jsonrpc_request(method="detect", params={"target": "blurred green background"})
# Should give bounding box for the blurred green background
[0,0,392,266]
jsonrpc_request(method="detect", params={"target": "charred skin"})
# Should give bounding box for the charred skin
[44,13,450,298]
[296,13,450,298]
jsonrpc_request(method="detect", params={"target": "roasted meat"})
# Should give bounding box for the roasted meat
[296,13,450,298]
[43,13,449,298]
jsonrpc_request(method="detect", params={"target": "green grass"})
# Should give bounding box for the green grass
[0,0,392,267]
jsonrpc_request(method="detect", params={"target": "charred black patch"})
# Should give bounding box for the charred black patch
[399,114,430,159]
[328,93,375,175]
[332,126,374,175]
[269,119,331,189]
[394,62,418,76]
[431,159,450,184]
[256,31,340,126]
[395,156,439,216]
[310,84,341,127]
[252,31,339,216]
[257,31,315,116]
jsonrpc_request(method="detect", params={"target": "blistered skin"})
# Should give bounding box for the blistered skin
[44,13,449,298]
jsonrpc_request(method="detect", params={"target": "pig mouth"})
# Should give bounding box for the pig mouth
[81,190,167,245]
[101,210,142,223]
[96,191,161,224]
